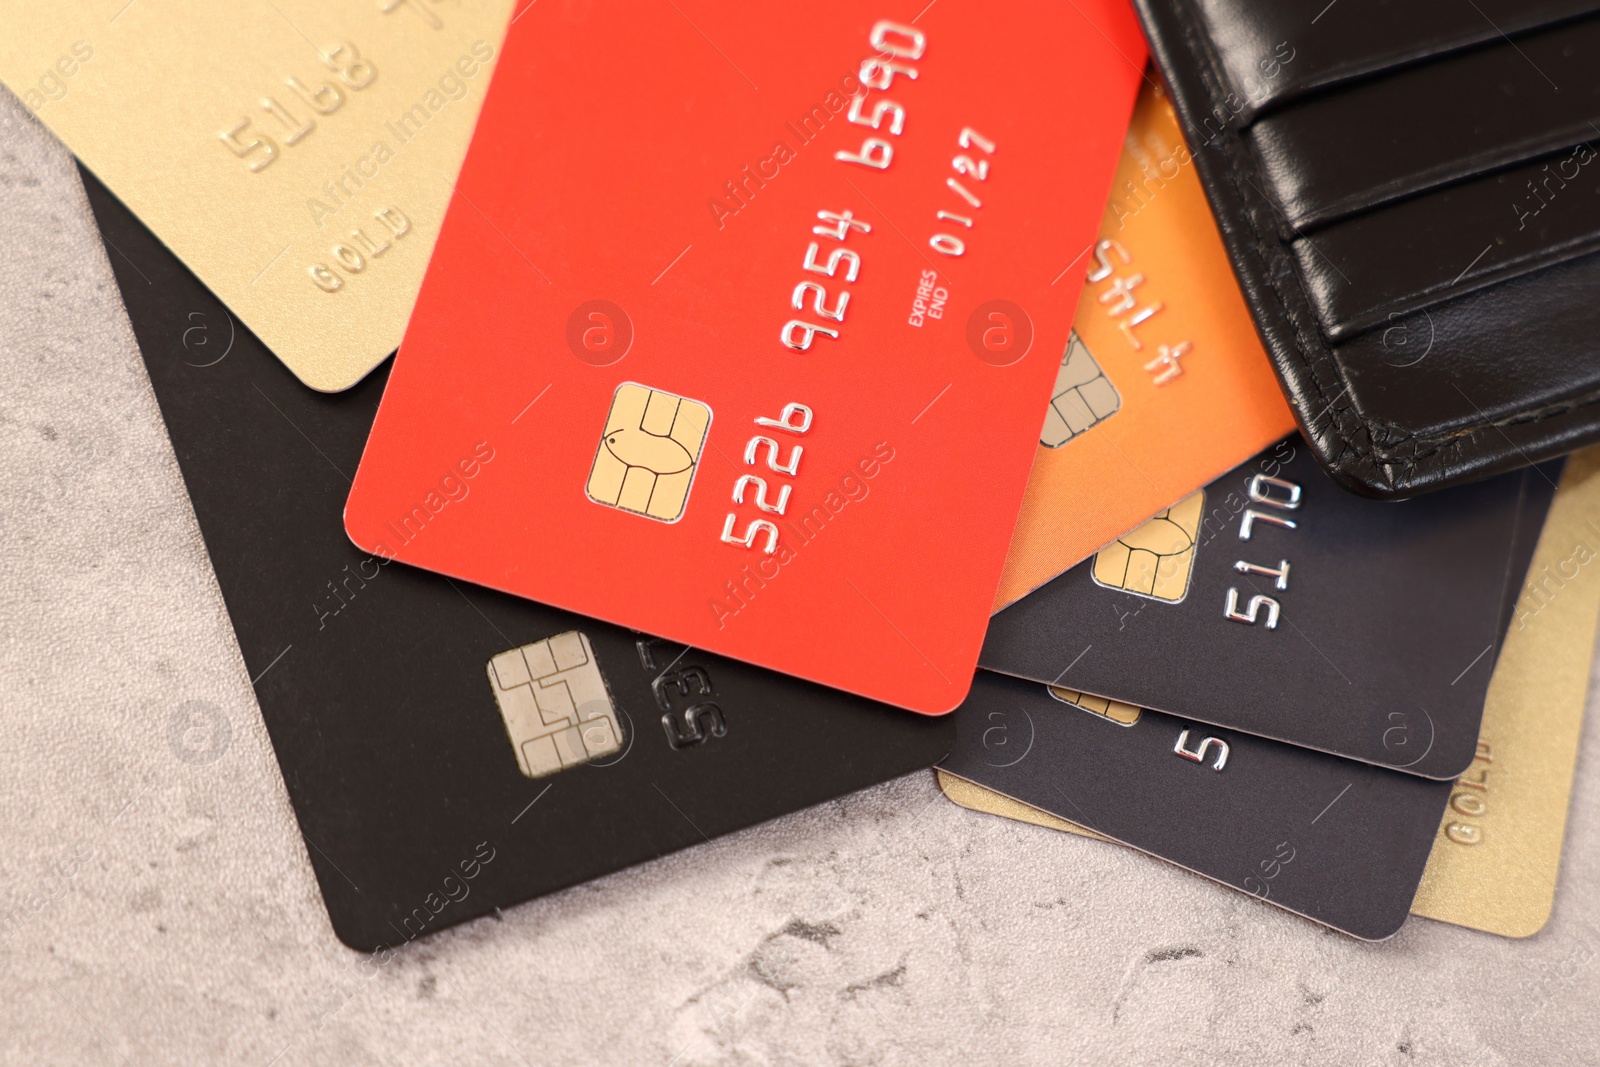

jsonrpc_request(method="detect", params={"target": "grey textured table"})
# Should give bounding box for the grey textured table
[3,87,1598,1065]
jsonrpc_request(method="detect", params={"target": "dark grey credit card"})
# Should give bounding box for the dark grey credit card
[980,438,1550,779]
[940,670,1451,940]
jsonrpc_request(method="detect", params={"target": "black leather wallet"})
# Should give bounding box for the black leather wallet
[1133,0,1600,496]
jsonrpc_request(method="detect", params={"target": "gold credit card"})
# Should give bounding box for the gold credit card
[1409,449,1600,937]
[0,0,514,390]
[943,448,1600,937]
[936,770,1110,843]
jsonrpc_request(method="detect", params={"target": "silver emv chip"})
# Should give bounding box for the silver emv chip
[487,631,623,779]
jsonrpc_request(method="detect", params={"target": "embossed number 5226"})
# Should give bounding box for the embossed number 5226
[720,403,811,556]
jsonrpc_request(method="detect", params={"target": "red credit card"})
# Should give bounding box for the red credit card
[345,1,1145,714]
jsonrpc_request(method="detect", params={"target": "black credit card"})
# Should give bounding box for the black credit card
[980,437,1544,779]
[940,671,1451,940]
[82,168,953,951]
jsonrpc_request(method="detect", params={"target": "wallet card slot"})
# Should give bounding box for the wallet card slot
[1291,143,1600,341]
[1246,15,1600,230]
[1331,249,1600,440]
[1134,0,1600,496]
[1191,0,1600,118]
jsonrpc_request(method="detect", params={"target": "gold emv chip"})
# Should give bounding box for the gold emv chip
[1091,490,1205,602]
[1048,685,1142,726]
[487,631,622,779]
[586,383,711,522]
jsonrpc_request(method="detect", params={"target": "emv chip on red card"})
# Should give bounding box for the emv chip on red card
[345,0,1146,713]
[585,384,712,523]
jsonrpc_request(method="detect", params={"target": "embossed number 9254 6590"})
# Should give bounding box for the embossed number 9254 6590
[777,18,926,354]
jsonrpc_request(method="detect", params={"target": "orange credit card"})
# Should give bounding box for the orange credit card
[344,2,1146,713]
[993,82,1295,611]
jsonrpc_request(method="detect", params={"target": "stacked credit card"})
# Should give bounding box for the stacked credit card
[4,1,1593,947]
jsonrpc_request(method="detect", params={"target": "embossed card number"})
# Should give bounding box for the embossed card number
[783,210,871,351]
[218,42,378,172]
[780,20,922,353]
[0,0,516,389]
[785,22,994,352]
[1174,727,1230,772]
[833,22,925,171]
[720,403,811,555]
[637,638,729,749]
[1224,474,1302,631]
